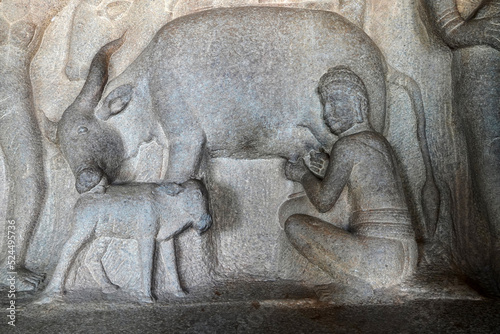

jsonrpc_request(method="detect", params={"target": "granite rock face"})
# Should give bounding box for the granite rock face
[0,0,498,327]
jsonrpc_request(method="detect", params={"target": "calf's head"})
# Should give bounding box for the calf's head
[57,38,132,193]
[163,180,213,235]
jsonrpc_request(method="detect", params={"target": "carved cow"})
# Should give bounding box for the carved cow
[53,6,438,231]
[55,6,392,193]
[36,180,212,304]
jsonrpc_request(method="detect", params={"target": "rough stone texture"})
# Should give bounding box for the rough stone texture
[0,0,499,332]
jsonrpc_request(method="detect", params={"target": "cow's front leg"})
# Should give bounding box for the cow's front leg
[135,237,155,303]
[158,239,187,297]
[164,129,206,184]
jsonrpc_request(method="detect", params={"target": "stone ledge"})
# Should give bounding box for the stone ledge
[2,298,499,333]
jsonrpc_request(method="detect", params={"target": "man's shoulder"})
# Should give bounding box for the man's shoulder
[335,131,389,154]
[336,131,384,145]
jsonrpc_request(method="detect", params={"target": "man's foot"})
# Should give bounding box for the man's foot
[1,267,45,292]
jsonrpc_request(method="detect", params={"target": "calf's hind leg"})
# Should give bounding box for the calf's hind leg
[85,237,119,294]
[35,222,95,304]
[158,238,187,297]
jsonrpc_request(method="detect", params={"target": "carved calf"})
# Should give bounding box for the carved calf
[36,180,212,304]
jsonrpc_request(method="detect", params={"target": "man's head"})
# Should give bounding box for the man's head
[318,66,370,135]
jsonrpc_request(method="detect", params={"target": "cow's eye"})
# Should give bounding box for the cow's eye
[78,126,89,134]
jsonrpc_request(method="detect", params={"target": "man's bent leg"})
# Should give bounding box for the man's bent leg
[284,214,411,289]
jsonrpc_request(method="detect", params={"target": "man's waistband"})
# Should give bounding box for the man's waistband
[351,209,415,240]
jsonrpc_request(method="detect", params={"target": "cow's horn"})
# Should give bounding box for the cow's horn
[72,36,126,111]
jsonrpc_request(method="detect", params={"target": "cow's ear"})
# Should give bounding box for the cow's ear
[40,111,59,144]
[96,84,133,120]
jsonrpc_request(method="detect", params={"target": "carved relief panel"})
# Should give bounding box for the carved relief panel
[0,0,498,307]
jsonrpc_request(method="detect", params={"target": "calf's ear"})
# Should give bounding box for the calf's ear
[96,84,133,120]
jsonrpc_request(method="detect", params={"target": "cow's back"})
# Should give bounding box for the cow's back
[125,7,386,157]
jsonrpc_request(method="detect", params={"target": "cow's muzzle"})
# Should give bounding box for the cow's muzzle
[75,166,104,194]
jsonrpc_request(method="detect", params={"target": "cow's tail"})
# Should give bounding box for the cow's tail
[387,66,440,241]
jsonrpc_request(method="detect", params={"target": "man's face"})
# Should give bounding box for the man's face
[321,88,356,136]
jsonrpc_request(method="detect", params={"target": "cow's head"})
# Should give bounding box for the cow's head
[56,37,132,193]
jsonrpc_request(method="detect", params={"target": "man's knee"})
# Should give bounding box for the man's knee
[284,214,310,236]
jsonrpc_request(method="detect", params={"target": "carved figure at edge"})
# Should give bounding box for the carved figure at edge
[36,180,212,304]
[65,0,176,81]
[423,0,500,293]
[284,67,417,290]
[0,0,70,291]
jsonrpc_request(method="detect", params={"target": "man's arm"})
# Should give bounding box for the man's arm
[285,141,353,213]
[425,0,466,39]
[423,0,500,50]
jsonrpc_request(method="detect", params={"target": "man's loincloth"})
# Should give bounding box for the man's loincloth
[350,209,418,285]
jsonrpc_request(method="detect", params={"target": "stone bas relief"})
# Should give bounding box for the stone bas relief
[36,180,211,304]
[424,0,500,289]
[39,5,439,299]
[0,0,499,324]
[283,67,418,291]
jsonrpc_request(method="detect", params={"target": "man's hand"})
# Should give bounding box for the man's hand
[483,16,500,51]
[285,159,308,182]
[309,148,330,179]
[447,16,500,51]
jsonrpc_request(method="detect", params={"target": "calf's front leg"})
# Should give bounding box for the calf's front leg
[159,238,187,297]
[85,237,119,294]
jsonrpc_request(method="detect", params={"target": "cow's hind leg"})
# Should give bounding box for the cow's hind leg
[85,237,119,294]
[158,238,187,297]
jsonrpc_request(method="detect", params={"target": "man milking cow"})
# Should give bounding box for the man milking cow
[284,66,418,290]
